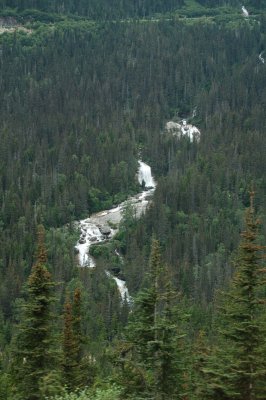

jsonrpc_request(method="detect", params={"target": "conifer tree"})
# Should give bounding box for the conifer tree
[62,287,90,391]
[190,330,213,400]
[62,296,78,391]
[152,281,187,400]
[202,194,266,400]
[11,225,60,400]
[72,288,83,365]
[116,239,186,399]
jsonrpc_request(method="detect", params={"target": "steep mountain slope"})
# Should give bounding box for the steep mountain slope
[0,4,265,398]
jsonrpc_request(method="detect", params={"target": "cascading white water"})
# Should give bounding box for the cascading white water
[105,271,131,302]
[165,119,200,142]
[259,52,265,64]
[241,6,249,17]
[76,220,110,267]
[75,160,156,301]
[138,161,156,188]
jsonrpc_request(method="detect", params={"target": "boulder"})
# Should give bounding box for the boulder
[165,121,181,131]
[99,225,111,236]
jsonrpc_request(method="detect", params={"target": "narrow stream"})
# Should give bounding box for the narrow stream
[75,160,156,301]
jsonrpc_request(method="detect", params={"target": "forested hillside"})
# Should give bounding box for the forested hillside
[0,1,265,399]
[1,0,185,18]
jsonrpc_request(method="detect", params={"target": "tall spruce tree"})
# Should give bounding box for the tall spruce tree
[202,194,266,400]
[116,239,186,399]
[11,225,60,400]
[190,330,214,400]
[62,288,85,391]
[62,296,78,391]
[72,288,83,365]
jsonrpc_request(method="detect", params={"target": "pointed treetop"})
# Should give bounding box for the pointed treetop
[28,225,51,288]
[36,224,47,265]
[149,238,162,276]
[74,287,81,304]
[241,191,260,245]
[249,189,255,214]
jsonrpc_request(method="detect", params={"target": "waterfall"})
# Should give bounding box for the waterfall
[75,160,156,301]
[138,161,156,188]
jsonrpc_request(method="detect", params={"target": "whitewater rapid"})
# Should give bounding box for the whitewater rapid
[75,160,156,301]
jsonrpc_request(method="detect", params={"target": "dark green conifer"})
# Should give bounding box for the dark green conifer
[202,194,266,400]
[72,288,83,364]
[11,225,60,400]
[116,239,186,399]
[62,296,78,391]
[190,330,213,400]
[62,287,92,391]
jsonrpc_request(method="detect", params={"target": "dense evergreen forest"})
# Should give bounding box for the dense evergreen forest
[1,0,186,19]
[0,1,265,399]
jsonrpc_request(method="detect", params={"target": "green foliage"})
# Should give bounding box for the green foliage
[0,2,265,398]
[114,240,187,399]
[62,287,96,392]
[0,371,11,400]
[0,0,185,19]
[48,384,121,400]
[62,298,79,391]
[39,371,63,399]
[92,385,121,400]
[115,201,138,252]
[10,226,62,400]
[89,244,111,259]
[199,200,266,399]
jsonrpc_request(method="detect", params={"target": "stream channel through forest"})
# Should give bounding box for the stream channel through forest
[75,161,156,301]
